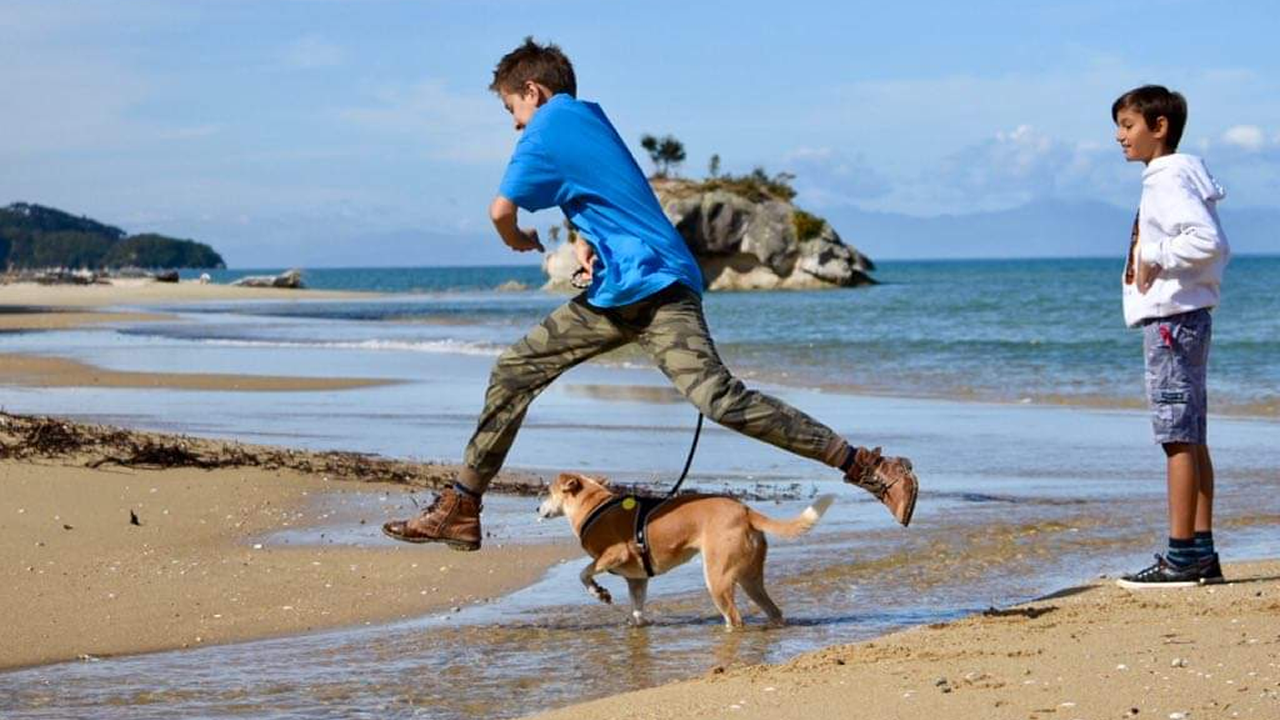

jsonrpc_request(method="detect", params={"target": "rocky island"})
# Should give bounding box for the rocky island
[542,171,874,292]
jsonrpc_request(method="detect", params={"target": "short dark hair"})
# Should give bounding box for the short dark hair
[489,37,576,98]
[1111,85,1188,152]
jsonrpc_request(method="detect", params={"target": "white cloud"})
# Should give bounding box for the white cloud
[1221,125,1267,152]
[337,79,514,163]
[846,124,1135,215]
[280,34,345,69]
[782,147,890,208]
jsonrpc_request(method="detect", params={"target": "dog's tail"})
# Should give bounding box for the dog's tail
[747,495,835,538]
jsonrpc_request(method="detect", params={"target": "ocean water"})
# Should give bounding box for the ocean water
[2,257,1278,719]
[179,256,1280,415]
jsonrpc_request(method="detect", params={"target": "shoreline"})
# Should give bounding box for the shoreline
[0,278,375,310]
[0,414,577,671]
[525,559,1280,720]
[1,418,1276,719]
[3,282,1276,418]
[0,353,401,392]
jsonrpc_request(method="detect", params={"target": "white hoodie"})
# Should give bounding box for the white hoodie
[1122,153,1230,327]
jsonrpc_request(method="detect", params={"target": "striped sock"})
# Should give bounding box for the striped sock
[1193,531,1215,559]
[1166,537,1198,567]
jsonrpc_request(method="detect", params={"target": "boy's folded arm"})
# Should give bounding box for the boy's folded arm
[1140,179,1226,273]
[489,196,543,252]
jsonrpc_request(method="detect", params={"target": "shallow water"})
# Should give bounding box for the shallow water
[1,393,1276,719]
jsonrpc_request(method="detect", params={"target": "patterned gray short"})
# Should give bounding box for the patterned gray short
[1143,308,1212,445]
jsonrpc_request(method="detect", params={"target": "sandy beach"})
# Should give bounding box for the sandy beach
[527,560,1280,720]
[0,459,576,670]
[0,277,370,310]
[1,279,400,391]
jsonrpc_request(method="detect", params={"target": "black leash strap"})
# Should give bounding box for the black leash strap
[665,412,704,498]
[581,412,706,578]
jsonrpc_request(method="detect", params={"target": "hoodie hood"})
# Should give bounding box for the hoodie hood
[1144,154,1226,202]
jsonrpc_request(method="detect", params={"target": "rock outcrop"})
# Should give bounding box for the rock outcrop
[542,178,874,292]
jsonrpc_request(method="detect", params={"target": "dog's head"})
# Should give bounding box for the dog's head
[537,472,609,520]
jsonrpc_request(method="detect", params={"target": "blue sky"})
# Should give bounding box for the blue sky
[2,0,1278,266]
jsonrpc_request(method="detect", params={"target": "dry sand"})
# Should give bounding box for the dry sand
[526,561,1280,720]
[0,458,576,670]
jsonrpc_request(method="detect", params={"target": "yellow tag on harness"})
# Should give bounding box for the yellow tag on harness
[621,497,637,511]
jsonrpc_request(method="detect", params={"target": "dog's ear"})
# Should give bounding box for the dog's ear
[556,473,582,494]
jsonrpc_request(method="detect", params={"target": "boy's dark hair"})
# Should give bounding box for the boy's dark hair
[1111,85,1188,151]
[489,37,576,98]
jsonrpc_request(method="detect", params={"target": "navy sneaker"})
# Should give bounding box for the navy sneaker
[1199,553,1226,585]
[1116,554,1203,589]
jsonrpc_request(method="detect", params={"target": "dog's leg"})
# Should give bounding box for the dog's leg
[626,578,650,627]
[702,548,744,630]
[579,560,613,604]
[738,574,784,628]
[739,533,785,627]
[579,547,630,605]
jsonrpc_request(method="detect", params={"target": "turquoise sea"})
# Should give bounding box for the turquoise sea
[173,256,1280,415]
[1,256,1277,719]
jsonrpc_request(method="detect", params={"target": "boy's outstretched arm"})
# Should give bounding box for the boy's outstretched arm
[489,197,545,253]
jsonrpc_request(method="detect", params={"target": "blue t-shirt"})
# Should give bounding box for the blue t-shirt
[498,94,704,308]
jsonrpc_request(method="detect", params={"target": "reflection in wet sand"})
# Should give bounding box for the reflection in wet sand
[562,383,686,404]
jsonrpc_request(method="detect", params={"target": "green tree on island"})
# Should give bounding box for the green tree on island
[640,134,686,178]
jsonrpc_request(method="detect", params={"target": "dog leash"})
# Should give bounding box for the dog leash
[633,412,705,576]
[578,412,705,577]
[665,412,703,497]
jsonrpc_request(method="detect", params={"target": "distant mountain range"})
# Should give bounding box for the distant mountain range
[821,199,1279,260]
[0,203,225,270]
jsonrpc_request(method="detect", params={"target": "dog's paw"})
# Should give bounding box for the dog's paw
[629,613,650,628]
[589,585,613,604]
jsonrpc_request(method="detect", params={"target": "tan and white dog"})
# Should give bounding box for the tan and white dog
[537,472,835,629]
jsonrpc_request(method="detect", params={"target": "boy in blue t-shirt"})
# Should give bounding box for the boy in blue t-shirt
[383,38,919,551]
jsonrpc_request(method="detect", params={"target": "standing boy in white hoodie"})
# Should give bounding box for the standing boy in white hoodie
[1112,85,1230,589]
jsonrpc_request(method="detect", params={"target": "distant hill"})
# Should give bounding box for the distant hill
[0,203,225,270]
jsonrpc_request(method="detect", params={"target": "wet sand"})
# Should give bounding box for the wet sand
[0,459,576,670]
[527,559,1280,720]
[0,278,370,312]
[0,353,398,392]
[1,280,399,390]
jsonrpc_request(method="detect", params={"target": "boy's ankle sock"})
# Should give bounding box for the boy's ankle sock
[452,482,482,500]
[1166,537,1199,567]
[1193,530,1216,558]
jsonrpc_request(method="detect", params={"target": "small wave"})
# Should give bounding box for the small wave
[195,337,503,356]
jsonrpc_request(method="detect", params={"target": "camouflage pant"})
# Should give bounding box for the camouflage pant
[460,283,847,493]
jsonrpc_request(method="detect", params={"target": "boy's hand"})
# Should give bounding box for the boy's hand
[1136,260,1162,294]
[573,239,596,283]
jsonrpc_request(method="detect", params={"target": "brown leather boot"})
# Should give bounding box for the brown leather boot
[843,446,919,527]
[381,487,482,551]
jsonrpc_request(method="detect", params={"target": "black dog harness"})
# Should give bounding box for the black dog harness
[577,413,704,577]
